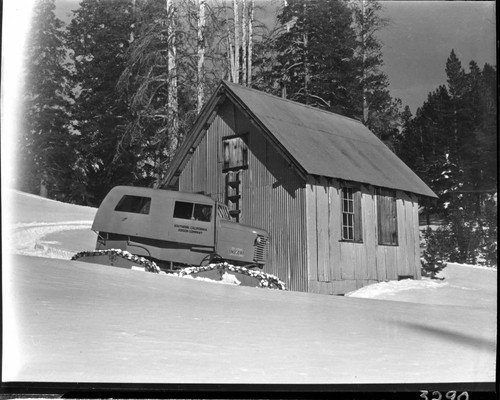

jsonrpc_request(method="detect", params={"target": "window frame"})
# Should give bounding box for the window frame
[114,195,152,215]
[173,201,213,222]
[222,134,248,172]
[340,184,363,243]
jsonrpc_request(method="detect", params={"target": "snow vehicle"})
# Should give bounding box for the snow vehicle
[72,186,285,289]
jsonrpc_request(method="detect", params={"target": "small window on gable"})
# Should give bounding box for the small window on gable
[222,136,248,171]
[377,188,398,246]
[341,185,362,242]
[115,195,151,214]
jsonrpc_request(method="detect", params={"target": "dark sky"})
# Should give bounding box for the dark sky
[379,1,496,113]
[55,0,497,114]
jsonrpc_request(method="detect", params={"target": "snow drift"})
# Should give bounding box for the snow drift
[2,190,497,384]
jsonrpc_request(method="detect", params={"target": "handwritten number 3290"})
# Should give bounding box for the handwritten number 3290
[420,391,469,400]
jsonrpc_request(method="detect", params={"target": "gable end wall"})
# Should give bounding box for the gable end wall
[178,101,309,291]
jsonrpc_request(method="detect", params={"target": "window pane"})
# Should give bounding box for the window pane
[173,201,194,219]
[193,204,212,222]
[222,136,248,170]
[114,195,151,214]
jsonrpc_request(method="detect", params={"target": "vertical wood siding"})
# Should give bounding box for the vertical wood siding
[178,101,308,292]
[306,178,421,294]
[177,100,421,295]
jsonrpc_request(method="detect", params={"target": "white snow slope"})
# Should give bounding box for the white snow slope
[2,190,497,384]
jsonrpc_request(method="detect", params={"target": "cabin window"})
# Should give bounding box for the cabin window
[173,201,212,222]
[377,188,398,246]
[222,136,248,171]
[341,186,362,242]
[115,195,151,214]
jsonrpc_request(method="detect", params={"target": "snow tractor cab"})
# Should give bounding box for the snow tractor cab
[78,186,269,272]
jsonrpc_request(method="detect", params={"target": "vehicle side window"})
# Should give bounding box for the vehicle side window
[174,201,212,222]
[193,204,212,222]
[115,195,151,214]
[173,201,194,219]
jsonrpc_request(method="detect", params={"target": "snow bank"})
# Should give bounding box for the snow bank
[346,277,448,299]
[2,190,497,384]
[4,254,496,384]
[347,263,496,308]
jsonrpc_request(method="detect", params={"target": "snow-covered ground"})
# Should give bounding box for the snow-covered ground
[2,190,497,384]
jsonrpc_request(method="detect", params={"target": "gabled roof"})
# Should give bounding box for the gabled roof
[164,81,437,198]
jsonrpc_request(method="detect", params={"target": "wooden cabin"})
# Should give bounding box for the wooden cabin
[163,81,437,295]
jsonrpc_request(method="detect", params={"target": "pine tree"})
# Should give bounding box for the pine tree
[116,0,186,188]
[20,0,73,200]
[349,0,400,142]
[395,51,497,267]
[273,0,359,115]
[66,0,135,205]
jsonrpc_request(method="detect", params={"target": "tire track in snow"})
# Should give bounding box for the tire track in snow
[8,221,93,259]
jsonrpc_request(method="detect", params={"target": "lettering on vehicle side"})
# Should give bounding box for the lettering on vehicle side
[230,247,244,257]
[174,224,208,234]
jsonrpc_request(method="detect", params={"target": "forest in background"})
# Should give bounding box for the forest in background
[18,0,497,267]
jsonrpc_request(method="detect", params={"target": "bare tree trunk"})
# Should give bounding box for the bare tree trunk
[361,0,369,124]
[40,172,48,198]
[233,0,240,84]
[303,2,309,105]
[242,0,247,86]
[281,0,290,96]
[197,0,206,112]
[284,0,290,32]
[247,0,254,87]
[225,2,235,82]
[130,0,136,43]
[161,0,178,188]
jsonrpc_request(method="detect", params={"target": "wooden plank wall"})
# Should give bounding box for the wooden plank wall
[306,177,421,295]
[178,101,308,292]
[178,100,422,295]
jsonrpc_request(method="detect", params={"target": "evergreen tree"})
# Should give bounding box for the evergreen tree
[116,0,184,188]
[20,0,73,200]
[475,63,497,194]
[66,0,135,205]
[349,0,400,143]
[396,51,497,267]
[272,0,359,116]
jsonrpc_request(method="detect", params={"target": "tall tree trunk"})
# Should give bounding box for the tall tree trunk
[161,0,178,188]
[360,0,369,124]
[197,0,206,112]
[247,0,254,86]
[130,0,136,43]
[284,0,290,32]
[233,0,240,84]
[303,2,309,105]
[225,2,235,81]
[242,0,247,86]
[40,172,48,198]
